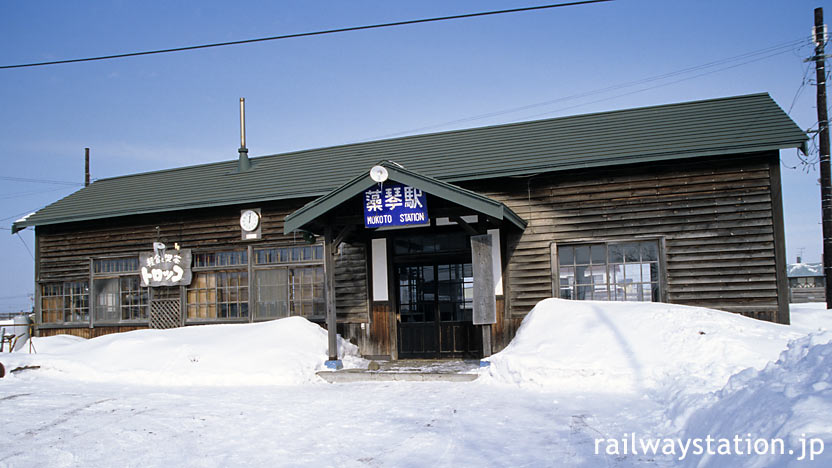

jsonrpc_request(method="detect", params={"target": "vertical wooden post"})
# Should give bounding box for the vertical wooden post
[481,324,492,358]
[88,258,95,329]
[769,153,791,324]
[323,226,341,367]
[33,229,41,336]
[471,234,496,359]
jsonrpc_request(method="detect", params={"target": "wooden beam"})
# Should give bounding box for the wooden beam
[451,215,480,236]
[332,225,355,252]
[324,226,338,361]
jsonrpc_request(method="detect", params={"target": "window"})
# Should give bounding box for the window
[557,240,661,302]
[253,246,325,320]
[186,271,249,320]
[40,281,90,324]
[184,247,325,322]
[288,266,325,318]
[255,245,322,264]
[438,263,474,322]
[94,258,140,274]
[254,268,289,318]
[94,277,149,322]
[186,249,249,321]
[194,250,248,268]
[790,276,824,288]
[92,257,148,323]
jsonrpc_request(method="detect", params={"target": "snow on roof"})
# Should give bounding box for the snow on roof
[13,212,36,224]
[788,262,824,277]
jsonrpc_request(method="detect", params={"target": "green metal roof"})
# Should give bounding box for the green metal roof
[283,161,528,234]
[12,93,807,233]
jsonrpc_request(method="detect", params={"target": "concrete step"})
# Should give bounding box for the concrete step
[317,369,478,383]
[317,359,485,383]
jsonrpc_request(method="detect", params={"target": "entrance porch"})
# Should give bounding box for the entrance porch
[284,161,526,363]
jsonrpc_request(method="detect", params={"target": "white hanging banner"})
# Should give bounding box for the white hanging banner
[139,242,192,287]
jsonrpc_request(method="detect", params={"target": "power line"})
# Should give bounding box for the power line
[0,0,612,70]
[0,185,79,201]
[518,45,805,121]
[0,176,83,186]
[0,294,31,300]
[16,233,34,260]
[368,37,809,140]
[788,61,814,115]
[0,208,40,223]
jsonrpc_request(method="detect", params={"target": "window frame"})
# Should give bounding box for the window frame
[550,237,667,303]
[185,248,251,324]
[251,243,326,322]
[38,279,91,327]
[91,256,149,325]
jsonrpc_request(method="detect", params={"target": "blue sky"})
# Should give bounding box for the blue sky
[0,0,828,312]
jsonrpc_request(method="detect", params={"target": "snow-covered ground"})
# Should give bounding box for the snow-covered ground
[1,301,830,467]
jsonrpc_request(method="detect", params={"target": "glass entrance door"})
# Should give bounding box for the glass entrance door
[396,262,481,358]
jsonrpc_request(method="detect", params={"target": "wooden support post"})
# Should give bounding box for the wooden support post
[481,324,492,358]
[471,234,496,360]
[323,226,341,368]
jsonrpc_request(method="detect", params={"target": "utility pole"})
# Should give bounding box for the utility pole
[813,8,832,309]
[84,147,90,187]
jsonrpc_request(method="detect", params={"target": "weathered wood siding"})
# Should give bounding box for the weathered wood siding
[37,202,304,282]
[36,199,370,333]
[334,243,369,323]
[39,326,147,339]
[467,152,788,323]
[790,287,825,303]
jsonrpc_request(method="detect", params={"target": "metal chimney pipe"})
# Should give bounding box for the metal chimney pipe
[240,98,247,149]
[84,148,90,186]
[238,98,250,172]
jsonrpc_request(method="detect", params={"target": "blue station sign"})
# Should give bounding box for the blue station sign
[363,182,429,228]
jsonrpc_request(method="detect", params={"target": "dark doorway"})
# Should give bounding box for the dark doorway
[393,231,481,358]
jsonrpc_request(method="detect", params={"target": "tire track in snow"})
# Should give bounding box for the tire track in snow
[19,398,115,437]
[0,393,31,401]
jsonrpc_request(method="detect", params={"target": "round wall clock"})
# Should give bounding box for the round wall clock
[240,209,260,231]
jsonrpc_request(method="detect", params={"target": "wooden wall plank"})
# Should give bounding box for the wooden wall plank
[466,153,785,321]
[36,198,371,327]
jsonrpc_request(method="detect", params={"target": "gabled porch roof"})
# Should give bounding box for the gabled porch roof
[283,161,527,235]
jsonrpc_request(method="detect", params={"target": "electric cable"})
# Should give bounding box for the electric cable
[0,1,611,69]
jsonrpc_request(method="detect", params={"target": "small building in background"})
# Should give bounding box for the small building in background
[788,258,825,303]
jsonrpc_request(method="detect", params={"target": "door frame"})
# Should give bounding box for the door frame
[391,228,479,358]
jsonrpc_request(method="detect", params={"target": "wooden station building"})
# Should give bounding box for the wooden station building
[11,93,807,361]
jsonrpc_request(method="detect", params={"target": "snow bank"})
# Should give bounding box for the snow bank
[678,332,832,468]
[790,303,832,335]
[482,298,801,395]
[3,317,364,386]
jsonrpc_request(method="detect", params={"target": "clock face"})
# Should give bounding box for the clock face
[240,210,260,231]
